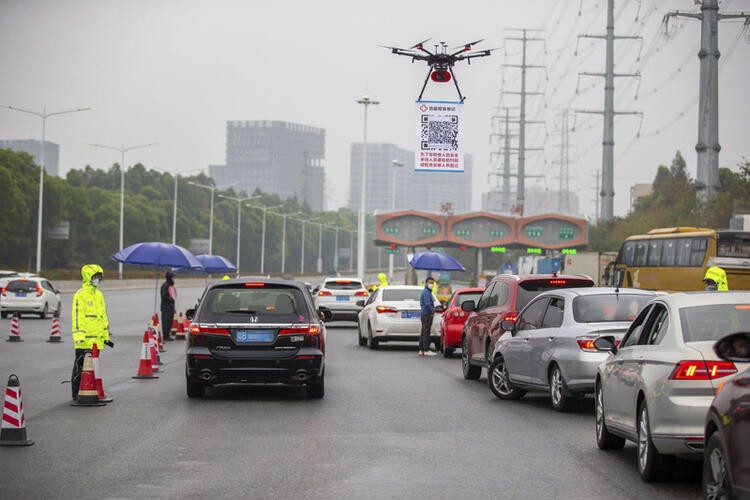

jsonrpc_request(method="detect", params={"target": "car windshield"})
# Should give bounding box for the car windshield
[573,294,651,322]
[6,280,38,293]
[456,292,482,306]
[679,303,750,343]
[382,289,421,301]
[516,279,594,310]
[199,284,310,323]
[324,280,364,290]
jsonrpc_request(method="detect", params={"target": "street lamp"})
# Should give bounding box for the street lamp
[278,212,301,274]
[356,94,379,280]
[188,180,216,255]
[1,105,91,273]
[291,216,314,275]
[389,159,404,279]
[218,193,257,275]
[90,142,158,279]
[245,203,282,274]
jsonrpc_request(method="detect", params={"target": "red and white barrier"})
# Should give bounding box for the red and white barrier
[46,317,63,343]
[7,315,22,342]
[0,374,34,446]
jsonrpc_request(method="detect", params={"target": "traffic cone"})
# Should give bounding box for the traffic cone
[170,316,178,336]
[183,314,191,337]
[133,331,159,379]
[91,343,112,403]
[7,314,22,342]
[148,328,163,372]
[46,316,63,342]
[175,312,186,340]
[152,314,166,352]
[0,374,34,446]
[71,352,106,407]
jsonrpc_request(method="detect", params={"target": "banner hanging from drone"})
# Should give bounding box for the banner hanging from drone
[415,100,464,173]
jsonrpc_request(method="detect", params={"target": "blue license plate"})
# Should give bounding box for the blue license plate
[235,329,275,343]
[336,295,349,302]
[15,292,26,297]
[401,311,420,319]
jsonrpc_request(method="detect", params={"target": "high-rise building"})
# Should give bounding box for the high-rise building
[349,142,471,214]
[210,120,326,210]
[0,139,60,176]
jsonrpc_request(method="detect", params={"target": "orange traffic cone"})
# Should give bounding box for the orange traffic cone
[133,331,159,379]
[0,374,34,446]
[148,328,163,372]
[91,343,112,403]
[71,352,106,407]
[170,316,178,336]
[175,312,186,340]
[152,314,166,352]
[46,316,63,343]
[7,313,22,342]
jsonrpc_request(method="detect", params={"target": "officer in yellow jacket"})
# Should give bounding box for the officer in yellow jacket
[703,266,729,291]
[70,264,112,400]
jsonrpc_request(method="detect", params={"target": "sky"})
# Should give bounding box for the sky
[1,0,749,221]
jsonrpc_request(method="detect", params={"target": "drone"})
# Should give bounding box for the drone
[383,39,495,102]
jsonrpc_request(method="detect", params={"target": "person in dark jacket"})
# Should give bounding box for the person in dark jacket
[160,271,177,341]
[419,277,436,356]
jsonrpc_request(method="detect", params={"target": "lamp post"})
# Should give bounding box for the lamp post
[389,159,404,279]
[246,203,282,274]
[188,180,216,255]
[279,212,301,274]
[349,229,355,272]
[292,216,313,275]
[218,194,257,275]
[90,141,158,279]
[1,105,91,273]
[356,95,379,280]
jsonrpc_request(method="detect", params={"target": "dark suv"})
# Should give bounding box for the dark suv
[460,274,595,380]
[185,278,331,399]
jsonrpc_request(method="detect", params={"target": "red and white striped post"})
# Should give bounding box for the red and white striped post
[0,374,34,446]
[7,314,22,342]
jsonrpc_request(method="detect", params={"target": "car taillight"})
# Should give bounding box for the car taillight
[243,282,265,287]
[670,360,737,380]
[279,324,322,349]
[577,338,598,352]
[188,324,231,336]
[502,311,519,322]
[36,286,43,297]
[317,290,332,296]
[376,306,397,314]
[354,291,369,297]
[1,287,6,296]
[549,280,567,285]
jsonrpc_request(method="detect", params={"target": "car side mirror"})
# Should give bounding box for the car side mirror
[186,308,196,320]
[500,319,516,333]
[594,335,617,354]
[318,306,333,322]
[714,332,750,362]
[355,300,365,307]
[461,300,475,312]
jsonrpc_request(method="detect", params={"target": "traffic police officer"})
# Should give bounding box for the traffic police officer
[703,266,729,291]
[71,264,113,400]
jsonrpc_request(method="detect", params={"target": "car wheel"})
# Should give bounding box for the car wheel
[549,364,573,412]
[367,324,378,350]
[488,356,526,400]
[357,321,367,346]
[443,346,454,358]
[307,373,325,399]
[39,303,48,319]
[54,301,62,318]
[637,402,674,481]
[434,336,442,353]
[703,432,733,499]
[0,312,7,319]
[461,336,480,380]
[186,378,205,398]
[595,382,625,450]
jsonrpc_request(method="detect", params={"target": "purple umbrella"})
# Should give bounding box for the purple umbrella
[112,242,203,269]
[409,251,466,272]
[195,254,237,274]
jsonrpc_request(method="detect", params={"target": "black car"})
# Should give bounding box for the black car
[185,278,331,399]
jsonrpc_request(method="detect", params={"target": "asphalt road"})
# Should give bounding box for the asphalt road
[0,286,701,499]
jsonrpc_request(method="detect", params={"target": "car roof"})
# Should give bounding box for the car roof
[649,290,750,308]
[378,285,422,290]
[533,287,656,298]
[490,273,595,284]
[322,276,363,283]
[453,287,485,293]
[206,277,307,292]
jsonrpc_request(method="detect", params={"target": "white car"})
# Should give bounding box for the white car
[0,276,62,319]
[356,285,443,350]
[313,277,369,322]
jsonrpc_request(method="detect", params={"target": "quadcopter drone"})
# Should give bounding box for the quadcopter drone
[383,39,495,101]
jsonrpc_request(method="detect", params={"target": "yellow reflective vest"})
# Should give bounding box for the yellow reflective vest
[71,283,110,350]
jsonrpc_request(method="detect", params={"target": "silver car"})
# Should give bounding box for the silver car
[488,287,654,411]
[356,285,442,349]
[593,291,750,482]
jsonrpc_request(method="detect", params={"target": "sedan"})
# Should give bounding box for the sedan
[0,276,62,318]
[593,291,750,482]
[185,278,331,398]
[488,287,654,411]
[356,285,442,350]
[439,287,483,358]
[704,331,750,499]
[314,277,368,322]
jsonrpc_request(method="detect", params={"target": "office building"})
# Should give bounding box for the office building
[209,120,326,210]
[0,139,60,176]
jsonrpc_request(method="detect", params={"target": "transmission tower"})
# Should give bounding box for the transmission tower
[550,109,572,214]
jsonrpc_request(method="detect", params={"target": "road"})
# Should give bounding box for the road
[0,286,700,499]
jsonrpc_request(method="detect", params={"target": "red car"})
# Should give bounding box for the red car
[439,287,484,358]
[460,274,595,380]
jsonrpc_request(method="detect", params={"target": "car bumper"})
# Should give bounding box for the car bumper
[186,347,324,386]
[0,300,45,313]
[442,321,465,348]
[649,394,715,455]
[557,351,610,394]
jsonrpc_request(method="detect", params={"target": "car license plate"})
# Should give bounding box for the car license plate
[401,311,420,319]
[15,292,26,297]
[336,295,349,301]
[235,329,275,343]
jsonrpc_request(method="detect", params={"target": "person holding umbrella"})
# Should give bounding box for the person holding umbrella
[419,277,437,357]
[160,271,177,341]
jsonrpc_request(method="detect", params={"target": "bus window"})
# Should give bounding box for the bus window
[620,241,635,265]
[661,239,676,266]
[717,233,750,258]
[690,238,708,266]
[647,240,662,266]
[634,241,648,266]
[676,238,693,266]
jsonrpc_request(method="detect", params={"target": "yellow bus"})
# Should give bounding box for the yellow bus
[608,227,750,291]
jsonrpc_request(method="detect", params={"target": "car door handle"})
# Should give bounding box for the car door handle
[548,337,554,342]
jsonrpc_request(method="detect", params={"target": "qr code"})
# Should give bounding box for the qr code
[420,115,458,150]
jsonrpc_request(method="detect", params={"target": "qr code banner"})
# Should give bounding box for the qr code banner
[415,100,464,172]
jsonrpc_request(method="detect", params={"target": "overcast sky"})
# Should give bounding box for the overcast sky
[1,0,748,220]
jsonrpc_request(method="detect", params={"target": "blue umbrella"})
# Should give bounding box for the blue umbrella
[112,242,203,270]
[195,254,237,274]
[409,251,466,272]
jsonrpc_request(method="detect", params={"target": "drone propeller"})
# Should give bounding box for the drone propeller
[410,38,431,49]
[451,39,485,50]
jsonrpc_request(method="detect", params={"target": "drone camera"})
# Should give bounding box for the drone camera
[431,70,451,83]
